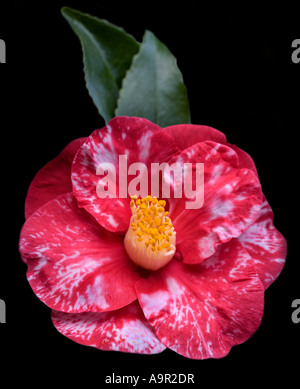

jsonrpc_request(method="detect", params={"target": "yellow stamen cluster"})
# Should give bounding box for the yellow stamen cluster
[124,195,176,271]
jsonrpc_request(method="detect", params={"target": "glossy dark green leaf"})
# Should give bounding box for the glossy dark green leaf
[61,7,139,123]
[116,30,191,127]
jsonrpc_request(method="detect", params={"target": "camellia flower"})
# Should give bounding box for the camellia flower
[19,116,286,359]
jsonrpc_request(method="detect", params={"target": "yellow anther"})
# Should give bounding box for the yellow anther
[154,218,161,227]
[131,195,138,200]
[125,196,176,271]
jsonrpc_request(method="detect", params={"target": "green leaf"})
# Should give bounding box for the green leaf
[116,30,191,127]
[61,7,140,123]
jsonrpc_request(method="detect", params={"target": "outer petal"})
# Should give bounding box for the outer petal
[164,124,258,178]
[136,240,264,359]
[19,193,141,313]
[238,196,287,289]
[227,143,258,177]
[51,301,166,355]
[164,124,227,151]
[169,141,262,264]
[72,116,179,232]
[25,138,86,219]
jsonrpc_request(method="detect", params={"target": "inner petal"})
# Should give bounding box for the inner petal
[124,196,176,271]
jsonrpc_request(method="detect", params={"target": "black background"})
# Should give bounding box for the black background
[1,0,299,386]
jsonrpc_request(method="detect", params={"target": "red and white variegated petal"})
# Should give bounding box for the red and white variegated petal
[238,195,287,289]
[227,143,258,177]
[19,193,141,313]
[164,124,227,151]
[164,124,258,178]
[168,141,262,264]
[51,301,166,355]
[25,138,86,219]
[72,116,179,233]
[136,240,264,360]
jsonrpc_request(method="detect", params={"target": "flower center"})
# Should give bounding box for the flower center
[124,195,176,271]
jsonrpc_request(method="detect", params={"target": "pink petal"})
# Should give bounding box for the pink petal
[135,240,264,359]
[25,138,86,219]
[169,141,262,264]
[227,143,258,177]
[51,301,166,354]
[72,116,179,232]
[164,124,227,151]
[238,195,287,289]
[19,193,141,313]
[164,124,258,178]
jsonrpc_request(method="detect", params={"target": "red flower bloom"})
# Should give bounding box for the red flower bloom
[19,116,286,359]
